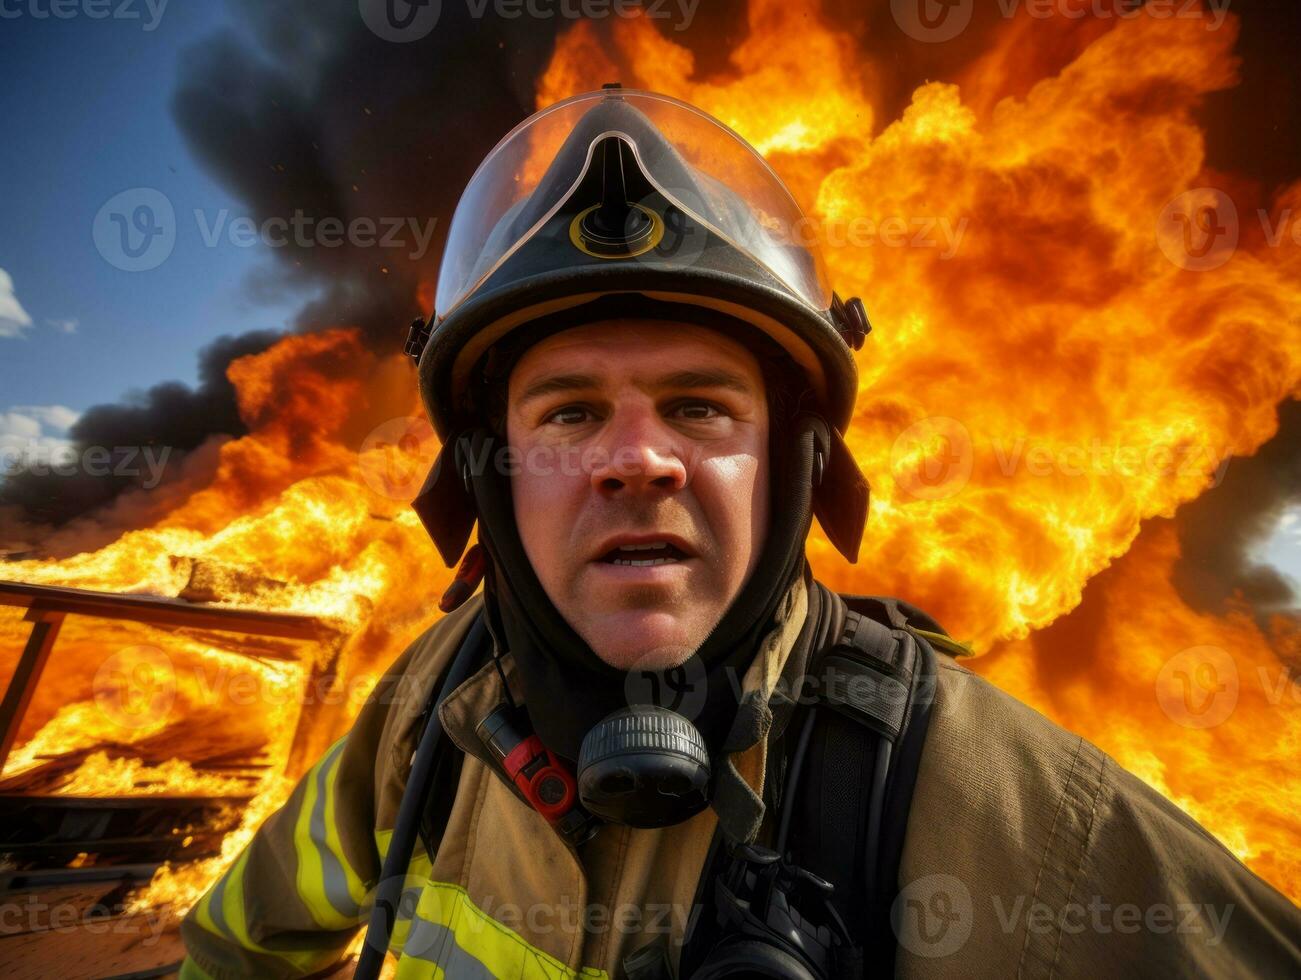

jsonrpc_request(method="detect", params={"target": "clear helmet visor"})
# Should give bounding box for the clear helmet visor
[434,88,832,319]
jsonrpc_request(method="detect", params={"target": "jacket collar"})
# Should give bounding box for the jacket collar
[438,574,812,844]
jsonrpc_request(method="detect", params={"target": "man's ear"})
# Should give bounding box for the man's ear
[412,436,478,567]
[813,423,870,564]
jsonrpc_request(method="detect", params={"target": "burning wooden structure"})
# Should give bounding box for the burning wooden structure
[0,579,349,978]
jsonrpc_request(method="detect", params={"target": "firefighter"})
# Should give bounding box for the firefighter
[179,87,1301,979]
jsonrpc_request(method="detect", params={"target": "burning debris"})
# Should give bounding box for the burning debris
[0,579,351,975]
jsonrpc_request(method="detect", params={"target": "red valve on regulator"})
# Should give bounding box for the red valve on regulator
[476,704,600,847]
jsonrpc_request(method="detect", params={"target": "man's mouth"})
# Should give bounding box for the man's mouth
[597,541,690,567]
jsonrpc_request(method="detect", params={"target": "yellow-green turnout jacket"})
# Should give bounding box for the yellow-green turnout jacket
[180,582,1301,978]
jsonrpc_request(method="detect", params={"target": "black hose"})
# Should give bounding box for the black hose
[354,614,488,980]
[777,706,819,856]
[862,738,892,895]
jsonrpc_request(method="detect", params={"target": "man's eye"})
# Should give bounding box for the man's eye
[672,401,722,421]
[544,406,593,425]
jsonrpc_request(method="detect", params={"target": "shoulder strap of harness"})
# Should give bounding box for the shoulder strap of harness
[680,583,947,979]
[788,584,943,977]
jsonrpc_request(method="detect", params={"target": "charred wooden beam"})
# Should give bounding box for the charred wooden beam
[4,866,163,890]
[0,580,339,642]
[0,611,64,777]
[0,794,248,877]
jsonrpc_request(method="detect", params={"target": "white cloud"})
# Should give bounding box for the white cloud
[1253,504,1301,603]
[0,412,42,440]
[10,404,80,431]
[0,404,81,477]
[45,317,78,334]
[0,268,34,338]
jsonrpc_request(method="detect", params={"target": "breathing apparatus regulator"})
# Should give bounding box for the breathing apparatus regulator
[357,84,881,980]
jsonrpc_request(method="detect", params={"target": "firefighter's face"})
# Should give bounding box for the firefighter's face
[506,319,770,671]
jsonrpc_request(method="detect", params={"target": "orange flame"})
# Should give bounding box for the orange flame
[1,0,1297,919]
[541,0,1300,896]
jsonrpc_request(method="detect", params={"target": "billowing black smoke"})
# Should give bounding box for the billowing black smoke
[0,330,279,531]
[169,0,572,340]
[1,0,572,545]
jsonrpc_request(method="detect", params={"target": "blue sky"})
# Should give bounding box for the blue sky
[0,2,304,454]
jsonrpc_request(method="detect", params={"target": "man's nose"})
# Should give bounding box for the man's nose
[589,407,688,496]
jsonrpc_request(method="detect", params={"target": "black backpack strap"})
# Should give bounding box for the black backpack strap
[791,588,941,976]
[866,613,938,967]
[840,593,971,661]
[789,705,876,977]
[675,586,950,978]
[818,609,917,741]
